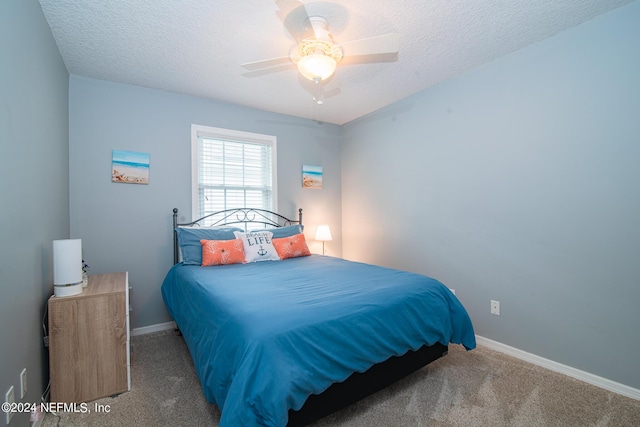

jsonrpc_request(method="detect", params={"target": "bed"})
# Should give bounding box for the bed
[161,208,476,426]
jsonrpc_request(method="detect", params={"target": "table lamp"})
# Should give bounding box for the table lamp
[315,225,332,256]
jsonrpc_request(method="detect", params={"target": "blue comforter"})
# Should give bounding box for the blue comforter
[161,255,475,426]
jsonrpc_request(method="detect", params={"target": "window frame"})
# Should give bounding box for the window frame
[191,124,278,222]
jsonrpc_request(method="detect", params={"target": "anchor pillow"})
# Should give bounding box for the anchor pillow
[233,230,281,263]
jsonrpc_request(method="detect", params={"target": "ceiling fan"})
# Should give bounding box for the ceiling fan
[241,1,400,86]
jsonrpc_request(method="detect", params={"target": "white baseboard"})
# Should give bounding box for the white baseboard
[131,321,176,337]
[476,335,640,401]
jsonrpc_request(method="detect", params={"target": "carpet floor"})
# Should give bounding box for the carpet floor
[43,330,640,426]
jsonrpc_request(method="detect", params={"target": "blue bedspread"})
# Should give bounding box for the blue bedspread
[161,255,475,427]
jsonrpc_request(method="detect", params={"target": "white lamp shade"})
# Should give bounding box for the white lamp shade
[53,239,82,285]
[297,53,337,81]
[315,225,333,242]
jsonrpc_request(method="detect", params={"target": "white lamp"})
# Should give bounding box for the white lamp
[295,17,342,82]
[297,52,337,81]
[315,225,332,256]
[53,239,83,297]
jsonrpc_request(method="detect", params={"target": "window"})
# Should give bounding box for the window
[191,125,277,223]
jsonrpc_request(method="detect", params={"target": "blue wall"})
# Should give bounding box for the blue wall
[342,2,640,389]
[69,76,343,329]
[0,1,69,425]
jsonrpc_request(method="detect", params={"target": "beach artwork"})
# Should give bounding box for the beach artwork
[112,150,150,185]
[302,165,322,189]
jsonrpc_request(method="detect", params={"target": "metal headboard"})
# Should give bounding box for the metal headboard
[172,207,303,264]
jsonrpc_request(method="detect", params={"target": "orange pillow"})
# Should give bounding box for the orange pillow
[272,234,311,260]
[200,239,245,266]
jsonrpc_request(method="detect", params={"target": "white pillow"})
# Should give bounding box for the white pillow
[233,230,280,263]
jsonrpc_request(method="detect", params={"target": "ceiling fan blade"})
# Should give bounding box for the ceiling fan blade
[276,0,311,41]
[340,33,400,57]
[242,62,295,78]
[241,56,291,71]
[323,84,342,100]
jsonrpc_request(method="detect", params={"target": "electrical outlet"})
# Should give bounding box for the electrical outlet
[5,386,15,424]
[491,300,500,316]
[20,368,27,399]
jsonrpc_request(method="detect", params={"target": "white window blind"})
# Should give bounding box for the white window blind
[191,125,277,223]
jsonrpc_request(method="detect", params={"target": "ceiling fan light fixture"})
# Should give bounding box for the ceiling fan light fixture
[297,52,337,81]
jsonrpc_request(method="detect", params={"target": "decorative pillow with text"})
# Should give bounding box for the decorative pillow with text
[233,231,280,263]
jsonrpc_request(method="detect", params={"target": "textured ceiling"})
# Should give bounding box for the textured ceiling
[38,0,633,125]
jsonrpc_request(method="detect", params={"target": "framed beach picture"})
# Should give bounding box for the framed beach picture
[302,165,322,190]
[112,150,150,185]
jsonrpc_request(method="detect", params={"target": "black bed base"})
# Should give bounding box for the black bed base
[287,342,448,426]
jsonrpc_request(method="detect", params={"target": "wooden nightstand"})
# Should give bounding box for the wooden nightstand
[48,272,131,403]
